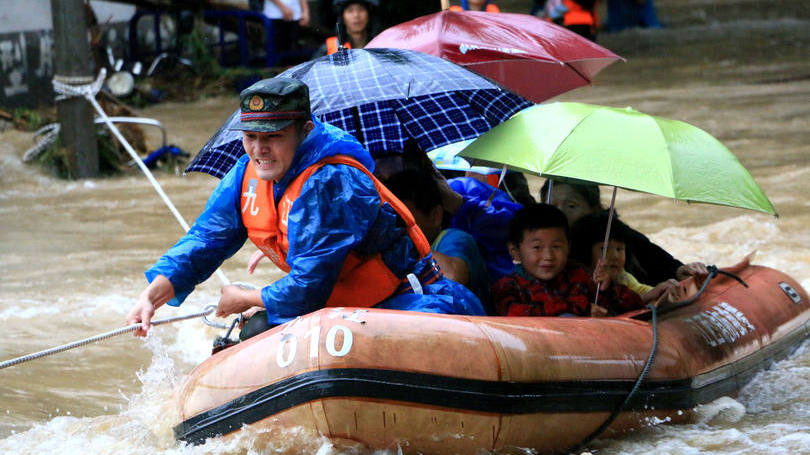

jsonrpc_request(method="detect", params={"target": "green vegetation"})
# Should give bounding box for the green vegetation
[13,108,49,131]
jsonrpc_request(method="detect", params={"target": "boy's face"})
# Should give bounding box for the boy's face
[509,227,569,281]
[591,239,626,281]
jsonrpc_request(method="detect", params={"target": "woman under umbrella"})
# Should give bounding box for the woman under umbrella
[323,0,378,55]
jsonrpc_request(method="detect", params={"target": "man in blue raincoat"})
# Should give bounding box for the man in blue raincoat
[126,78,484,338]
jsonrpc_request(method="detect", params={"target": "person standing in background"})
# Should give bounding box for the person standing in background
[324,0,378,54]
[537,0,599,41]
[264,0,311,53]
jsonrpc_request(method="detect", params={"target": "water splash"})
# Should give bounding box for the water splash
[694,397,746,425]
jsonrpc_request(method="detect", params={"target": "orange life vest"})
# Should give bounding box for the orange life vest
[326,36,352,55]
[562,0,597,27]
[448,3,500,12]
[241,155,432,308]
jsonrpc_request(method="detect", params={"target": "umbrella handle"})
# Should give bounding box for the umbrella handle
[593,186,618,308]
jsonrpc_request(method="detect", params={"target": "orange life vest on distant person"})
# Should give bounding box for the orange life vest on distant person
[562,0,597,27]
[448,3,500,12]
[326,36,351,55]
[241,155,432,308]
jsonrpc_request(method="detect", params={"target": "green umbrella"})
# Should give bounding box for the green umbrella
[459,102,777,216]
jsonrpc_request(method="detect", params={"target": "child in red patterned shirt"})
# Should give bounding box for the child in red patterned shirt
[492,204,642,317]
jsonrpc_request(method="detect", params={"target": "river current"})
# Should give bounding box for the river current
[1,1,809,453]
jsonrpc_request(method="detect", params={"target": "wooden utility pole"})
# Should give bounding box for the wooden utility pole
[51,0,98,178]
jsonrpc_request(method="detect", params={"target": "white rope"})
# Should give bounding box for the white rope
[21,123,61,163]
[0,307,215,370]
[52,69,230,286]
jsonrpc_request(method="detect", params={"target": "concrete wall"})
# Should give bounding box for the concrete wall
[0,1,135,109]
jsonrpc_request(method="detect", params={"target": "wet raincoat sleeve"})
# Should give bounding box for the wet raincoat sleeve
[144,161,248,306]
[260,165,380,318]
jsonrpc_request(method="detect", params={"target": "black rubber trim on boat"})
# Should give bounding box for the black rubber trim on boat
[174,319,809,445]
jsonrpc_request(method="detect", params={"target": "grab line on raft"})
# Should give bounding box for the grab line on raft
[0,306,217,370]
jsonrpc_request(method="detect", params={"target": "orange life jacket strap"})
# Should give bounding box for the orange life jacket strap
[293,155,432,258]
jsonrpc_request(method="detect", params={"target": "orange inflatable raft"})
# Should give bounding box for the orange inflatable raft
[173,259,810,453]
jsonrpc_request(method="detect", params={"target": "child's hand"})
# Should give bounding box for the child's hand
[593,259,613,288]
[676,262,709,281]
[663,281,687,303]
[247,249,266,274]
[643,279,686,305]
[642,279,675,303]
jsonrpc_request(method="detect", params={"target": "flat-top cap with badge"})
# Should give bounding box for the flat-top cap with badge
[230,77,311,133]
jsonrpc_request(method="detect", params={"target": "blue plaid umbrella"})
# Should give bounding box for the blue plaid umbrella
[281,47,501,114]
[187,48,532,178]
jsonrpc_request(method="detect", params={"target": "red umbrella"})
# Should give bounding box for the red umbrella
[366,10,623,103]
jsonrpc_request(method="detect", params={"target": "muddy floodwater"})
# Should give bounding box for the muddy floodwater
[1,0,809,453]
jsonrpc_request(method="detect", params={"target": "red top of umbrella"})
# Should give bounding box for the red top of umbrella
[367,10,623,103]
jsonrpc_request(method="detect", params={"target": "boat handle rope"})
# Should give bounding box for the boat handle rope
[569,265,749,452]
[0,307,217,370]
